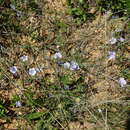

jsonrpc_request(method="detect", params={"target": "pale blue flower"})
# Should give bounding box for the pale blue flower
[118,78,127,87]
[64,85,70,90]
[111,15,119,19]
[10,4,16,10]
[20,55,28,62]
[108,51,116,60]
[16,101,22,107]
[98,108,102,113]
[70,61,80,71]
[53,52,62,59]
[109,37,117,44]
[29,68,37,76]
[63,62,71,69]
[16,11,22,17]
[115,28,122,32]
[119,37,125,42]
[10,66,17,74]
[35,67,43,72]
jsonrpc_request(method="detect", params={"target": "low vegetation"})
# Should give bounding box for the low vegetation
[0,0,130,129]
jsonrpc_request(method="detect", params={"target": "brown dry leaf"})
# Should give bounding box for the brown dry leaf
[44,0,67,13]
[92,13,102,25]
[68,121,83,130]
[89,7,97,14]
[126,44,130,51]
[0,119,6,124]
[124,52,130,59]
[4,119,32,130]
[44,68,55,75]
[11,107,30,115]
[90,50,102,60]
[20,35,37,46]
[104,65,121,77]
[45,74,57,84]
[0,90,10,100]
[43,50,51,59]
[4,119,19,129]
[89,91,115,107]
[92,80,111,91]
[83,122,96,130]
[68,121,96,130]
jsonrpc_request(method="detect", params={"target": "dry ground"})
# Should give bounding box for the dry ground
[0,0,130,129]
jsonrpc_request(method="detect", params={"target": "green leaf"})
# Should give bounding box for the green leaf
[122,69,130,80]
[0,0,4,5]
[79,0,84,4]
[127,0,130,14]
[0,104,4,109]
[26,112,46,120]
[35,120,44,130]
[60,75,72,85]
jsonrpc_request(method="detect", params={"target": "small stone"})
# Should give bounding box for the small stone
[75,98,80,103]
